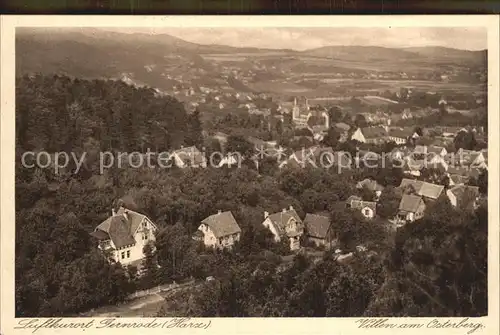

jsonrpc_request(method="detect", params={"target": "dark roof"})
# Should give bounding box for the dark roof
[398,179,444,200]
[202,211,241,238]
[361,126,388,139]
[95,215,135,249]
[94,207,153,249]
[449,174,469,185]
[89,229,109,240]
[304,214,331,239]
[266,208,302,237]
[399,194,425,213]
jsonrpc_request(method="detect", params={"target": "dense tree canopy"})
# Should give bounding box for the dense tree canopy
[15,74,488,318]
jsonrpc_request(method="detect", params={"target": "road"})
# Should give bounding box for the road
[81,281,200,317]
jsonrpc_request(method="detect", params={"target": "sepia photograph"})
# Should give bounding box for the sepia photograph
[1,15,499,335]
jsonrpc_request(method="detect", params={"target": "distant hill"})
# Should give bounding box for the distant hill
[301,45,422,62]
[302,45,486,65]
[402,46,487,63]
[16,28,487,93]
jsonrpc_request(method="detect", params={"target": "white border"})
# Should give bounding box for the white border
[1,15,499,335]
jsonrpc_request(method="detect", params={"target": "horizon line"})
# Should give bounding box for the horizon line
[16,27,487,53]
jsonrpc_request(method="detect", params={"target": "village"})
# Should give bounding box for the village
[14,26,489,319]
[89,92,488,280]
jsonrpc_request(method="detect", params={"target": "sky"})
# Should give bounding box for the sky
[102,27,487,51]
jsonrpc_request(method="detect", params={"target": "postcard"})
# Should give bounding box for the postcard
[1,14,498,335]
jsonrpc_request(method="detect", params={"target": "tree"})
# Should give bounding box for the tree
[377,186,401,219]
[322,128,341,149]
[328,106,343,124]
[185,109,204,148]
[226,135,254,159]
[454,130,477,151]
[414,126,424,137]
[141,242,160,288]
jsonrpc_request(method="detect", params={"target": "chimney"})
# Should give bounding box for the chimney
[123,210,129,221]
[264,211,269,219]
[217,209,222,215]
[282,208,287,213]
[289,205,294,211]
[111,208,116,216]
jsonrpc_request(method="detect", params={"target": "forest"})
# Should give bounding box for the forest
[15,75,487,317]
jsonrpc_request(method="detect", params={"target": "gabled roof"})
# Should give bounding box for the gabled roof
[304,213,331,239]
[266,208,302,237]
[399,194,425,213]
[94,207,152,249]
[201,211,241,238]
[361,126,388,139]
[399,179,444,200]
[449,174,469,185]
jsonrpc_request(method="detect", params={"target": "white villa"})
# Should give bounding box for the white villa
[90,207,157,266]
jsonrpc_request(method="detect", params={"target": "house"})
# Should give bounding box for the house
[90,207,158,266]
[398,178,444,200]
[428,145,447,157]
[424,154,449,172]
[356,178,384,199]
[395,194,426,225]
[170,146,207,168]
[446,185,480,209]
[346,196,377,219]
[447,173,470,186]
[351,126,388,144]
[457,149,486,169]
[196,210,241,249]
[303,213,336,248]
[262,206,304,251]
[388,128,418,145]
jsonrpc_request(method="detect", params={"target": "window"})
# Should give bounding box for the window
[126,250,130,258]
[364,209,371,216]
[121,252,125,259]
